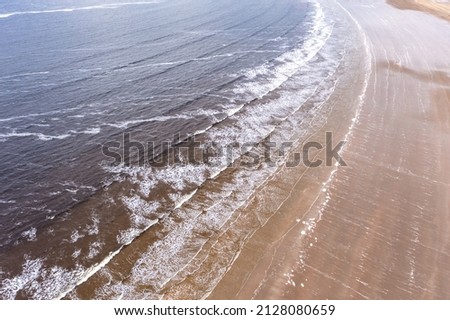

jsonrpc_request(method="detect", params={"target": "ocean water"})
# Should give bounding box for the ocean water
[0,0,363,299]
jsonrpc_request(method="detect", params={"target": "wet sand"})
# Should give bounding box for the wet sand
[209,0,450,299]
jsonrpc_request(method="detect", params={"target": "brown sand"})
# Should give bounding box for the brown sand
[387,0,450,22]
[209,0,450,299]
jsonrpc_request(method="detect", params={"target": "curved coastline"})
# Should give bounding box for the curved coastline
[2,0,448,300]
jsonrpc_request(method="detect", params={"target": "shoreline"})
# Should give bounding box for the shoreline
[2,0,448,300]
[207,0,372,299]
[208,0,450,299]
[61,0,353,299]
[2,0,342,299]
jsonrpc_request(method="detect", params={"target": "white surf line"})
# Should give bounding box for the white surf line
[0,2,160,19]
[158,126,311,296]
[52,0,346,301]
[54,246,124,300]
[55,170,209,299]
[202,0,373,299]
[174,189,198,209]
[55,219,159,300]
[202,98,336,292]
[85,6,337,297]
[241,0,375,293]
[0,131,72,141]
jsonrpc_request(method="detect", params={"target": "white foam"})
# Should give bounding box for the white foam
[72,249,81,259]
[57,246,125,300]
[5,0,352,299]
[70,230,83,243]
[0,259,43,299]
[174,189,198,209]
[104,163,208,197]
[0,71,50,80]
[117,220,159,246]
[87,241,104,259]
[85,214,100,236]
[81,127,101,135]
[231,3,332,101]
[67,115,85,119]
[121,195,160,223]
[0,2,160,19]
[30,123,51,127]
[0,242,148,299]
[193,53,235,62]
[96,6,343,294]
[21,227,37,242]
[101,166,273,297]
[116,195,161,245]
[0,199,16,204]
[107,114,193,129]
[0,125,102,141]
[0,108,79,123]
[193,125,213,136]
[0,131,72,141]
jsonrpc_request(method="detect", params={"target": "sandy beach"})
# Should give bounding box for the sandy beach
[388,0,450,22]
[209,0,450,299]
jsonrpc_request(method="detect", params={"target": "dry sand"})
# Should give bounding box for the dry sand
[209,0,450,299]
[388,0,450,22]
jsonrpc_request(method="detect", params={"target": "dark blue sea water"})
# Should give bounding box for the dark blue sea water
[0,0,358,299]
